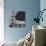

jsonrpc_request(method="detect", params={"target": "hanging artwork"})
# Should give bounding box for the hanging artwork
[9,11,26,27]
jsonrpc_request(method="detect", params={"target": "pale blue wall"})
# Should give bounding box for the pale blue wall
[4,0,40,42]
[40,0,46,27]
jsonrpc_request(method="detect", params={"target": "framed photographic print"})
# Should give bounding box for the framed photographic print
[9,11,26,27]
